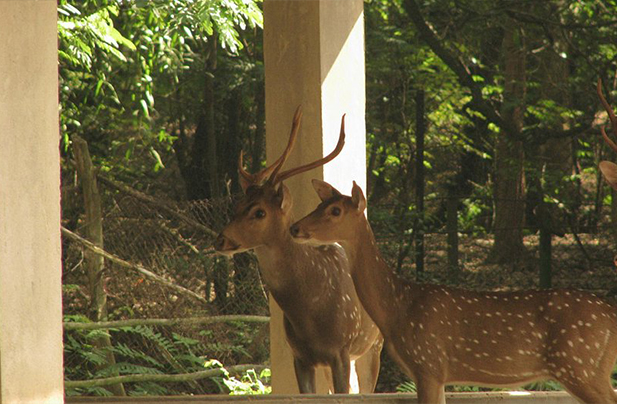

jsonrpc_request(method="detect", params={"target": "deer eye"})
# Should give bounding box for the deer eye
[254,209,266,219]
[331,206,341,216]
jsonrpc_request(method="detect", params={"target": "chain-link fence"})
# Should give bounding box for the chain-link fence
[62,175,270,395]
[61,171,617,395]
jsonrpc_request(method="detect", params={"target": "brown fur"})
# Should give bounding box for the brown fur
[215,183,383,393]
[291,180,617,403]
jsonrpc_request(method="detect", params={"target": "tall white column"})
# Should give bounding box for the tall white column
[0,2,64,403]
[263,0,366,394]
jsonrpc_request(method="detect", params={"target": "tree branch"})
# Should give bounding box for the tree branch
[61,227,209,306]
[505,8,617,30]
[97,174,219,239]
[63,315,269,331]
[402,0,518,137]
[64,364,267,389]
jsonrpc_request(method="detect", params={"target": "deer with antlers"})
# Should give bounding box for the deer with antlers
[214,108,383,394]
[290,179,617,403]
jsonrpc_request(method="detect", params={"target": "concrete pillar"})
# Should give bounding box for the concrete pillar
[263,0,366,394]
[0,2,64,403]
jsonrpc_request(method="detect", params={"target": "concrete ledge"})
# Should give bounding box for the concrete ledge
[66,391,577,403]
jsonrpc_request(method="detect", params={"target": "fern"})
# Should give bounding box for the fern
[65,322,267,396]
[175,353,206,369]
[172,332,201,348]
[396,380,417,393]
[113,343,163,368]
[121,325,177,354]
[129,382,169,396]
[112,362,164,376]
[67,386,114,397]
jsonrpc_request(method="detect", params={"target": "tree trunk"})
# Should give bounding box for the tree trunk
[219,88,243,194]
[251,80,266,174]
[489,22,526,263]
[185,39,219,201]
[530,7,575,233]
[73,136,126,396]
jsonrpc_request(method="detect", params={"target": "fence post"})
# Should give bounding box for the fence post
[414,89,425,279]
[447,190,460,280]
[539,227,552,289]
[536,201,553,289]
[73,136,126,396]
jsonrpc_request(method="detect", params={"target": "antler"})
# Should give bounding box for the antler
[238,108,346,188]
[273,114,346,184]
[238,106,303,186]
[597,78,617,154]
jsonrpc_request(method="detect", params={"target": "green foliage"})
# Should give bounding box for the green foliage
[398,379,564,394]
[523,380,563,392]
[65,321,211,396]
[58,0,263,178]
[396,380,417,393]
[201,360,271,395]
[158,0,263,54]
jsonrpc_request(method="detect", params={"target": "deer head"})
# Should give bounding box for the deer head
[290,180,365,245]
[214,108,346,255]
[597,78,617,190]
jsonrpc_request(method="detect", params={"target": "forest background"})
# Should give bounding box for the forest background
[59,0,617,397]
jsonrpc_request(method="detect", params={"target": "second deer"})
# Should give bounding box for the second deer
[291,180,617,403]
[214,109,383,394]
[598,78,617,191]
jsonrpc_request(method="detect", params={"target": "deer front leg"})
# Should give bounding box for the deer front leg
[330,351,351,393]
[293,357,316,394]
[416,377,445,404]
[355,337,384,393]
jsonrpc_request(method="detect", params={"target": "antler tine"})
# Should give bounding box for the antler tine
[597,78,617,154]
[237,106,303,186]
[275,113,346,184]
[238,150,257,184]
[266,106,303,182]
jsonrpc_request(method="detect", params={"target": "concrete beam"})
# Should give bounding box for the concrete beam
[0,1,64,403]
[263,0,365,394]
[66,391,579,403]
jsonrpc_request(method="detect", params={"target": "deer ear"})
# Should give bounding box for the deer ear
[312,179,341,202]
[277,183,293,213]
[239,176,251,193]
[351,181,366,212]
[600,161,617,191]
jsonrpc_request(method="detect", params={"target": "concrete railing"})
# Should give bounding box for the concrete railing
[67,391,579,404]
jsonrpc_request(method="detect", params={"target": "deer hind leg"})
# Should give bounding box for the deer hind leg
[560,379,617,404]
[355,336,384,393]
[554,363,617,404]
[293,358,316,394]
[416,377,446,404]
[330,351,352,394]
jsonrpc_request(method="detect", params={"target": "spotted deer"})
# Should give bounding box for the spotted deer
[290,180,617,403]
[598,78,617,191]
[214,109,383,394]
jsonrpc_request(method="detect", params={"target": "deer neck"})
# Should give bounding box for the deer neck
[340,216,407,336]
[252,221,311,300]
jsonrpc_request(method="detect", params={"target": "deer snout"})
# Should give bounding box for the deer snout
[213,233,245,255]
[289,223,310,242]
[214,233,227,251]
[289,224,300,238]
